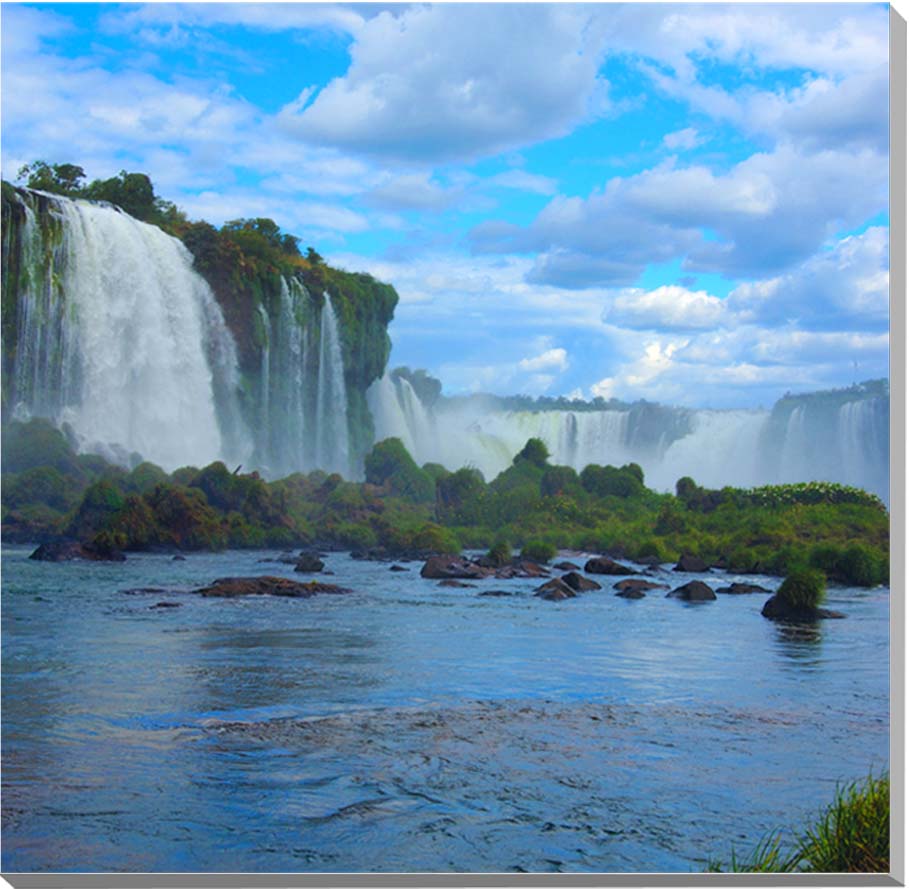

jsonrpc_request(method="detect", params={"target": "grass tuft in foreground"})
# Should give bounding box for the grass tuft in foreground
[706,773,889,873]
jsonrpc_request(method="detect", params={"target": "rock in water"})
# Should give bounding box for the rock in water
[716,582,771,595]
[673,553,709,573]
[534,578,577,601]
[616,588,646,599]
[614,578,668,594]
[29,540,126,562]
[553,561,580,571]
[294,553,325,573]
[420,555,491,580]
[761,596,845,621]
[667,580,716,601]
[195,576,352,598]
[562,572,602,592]
[584,556,638,576]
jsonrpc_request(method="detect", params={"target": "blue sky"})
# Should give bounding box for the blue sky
[1,2,890,408]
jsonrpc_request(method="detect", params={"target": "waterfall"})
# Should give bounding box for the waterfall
[368,377,890,502]
[6,190,247,471]
[314,294,350,476]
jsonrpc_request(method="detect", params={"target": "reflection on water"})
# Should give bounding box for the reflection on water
[0,547,889,873]
[773,623,824,666]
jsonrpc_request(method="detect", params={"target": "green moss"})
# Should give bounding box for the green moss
[776,568,826,610]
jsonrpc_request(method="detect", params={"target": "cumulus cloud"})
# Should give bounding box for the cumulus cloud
[473,144,886,284]
[727,227,889,332]
[606,285,726,331]
[278,4,610,163]
[519,348,569,373]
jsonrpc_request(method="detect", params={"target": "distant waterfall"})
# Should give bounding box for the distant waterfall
[6,190,247,471]
[315,294,350,476]
[367,374,890,502]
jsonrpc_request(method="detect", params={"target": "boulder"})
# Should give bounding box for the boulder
[635,555,664,568]
[438,580,476,588]
[172,555,186,562]
[534,578,577,601]
[667,580,716,601]
[553,561,580,571]
[615,588,646,599]
[420,555,491,580]
[29,540,126,562]
[614,578,669,594]
[673,553,709,573]
[294,553,325,573]
[562,572,602,592]
[195,576,352,598]
[479,589,515,597]
[716,582,771,595]
[151,601,182,609]
[584,556,638,576]
[389,564,409,572]
[761,595,845,622]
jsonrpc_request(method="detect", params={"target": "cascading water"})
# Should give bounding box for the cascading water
[5,190,248,471]
[315,294,350,477]
[367,373,890,502]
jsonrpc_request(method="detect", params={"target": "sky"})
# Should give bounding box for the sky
[0,2,891,408]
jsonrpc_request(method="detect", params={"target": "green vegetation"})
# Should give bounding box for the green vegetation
[707,773,889,873]
[775,568,826,610]
[1,420,891,579]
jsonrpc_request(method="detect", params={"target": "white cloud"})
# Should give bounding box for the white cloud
[519,348,568,373]
[474,144,886,284]
[278,4,610,163]
[662,127,702,151]
[606,285,726,331]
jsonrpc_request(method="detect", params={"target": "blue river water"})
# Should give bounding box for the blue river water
[1,545,889,873]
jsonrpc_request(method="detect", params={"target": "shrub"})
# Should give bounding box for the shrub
[410,522,460,555]
[486,538,512,567]
[521,539,556,563]
[514,437,549,468]
[836,545,879,587]
[364,438,434,503]
[776,568,826,610]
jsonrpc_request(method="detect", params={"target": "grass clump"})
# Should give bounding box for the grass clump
[776,568,826,610]
[707,773,889,873]
[520,539,557,563]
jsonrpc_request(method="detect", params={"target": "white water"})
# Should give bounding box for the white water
[315,294,350,476]
[367,373,889,501]
[9,193,245,471]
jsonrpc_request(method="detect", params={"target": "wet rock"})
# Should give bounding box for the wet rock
[635,555,664,568]
[562,572,601,592]
[420,555,491,580]
[615,588,646,599]
[438,579,476,588]
[553,561,580,571]
[479,589,515,597]
[667,580,716,601]
[172,555,186,562]
[584,556,638,576]
[761,596,845,622]
[534,578,577,601]
[195,576,352,598]
[673,553,708,573]
[389,564,409,572]
[614,578,668,594]
[29,540,126,562]
[151,601,182,609]
[294,553,325,573]
[716,582,771,595]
